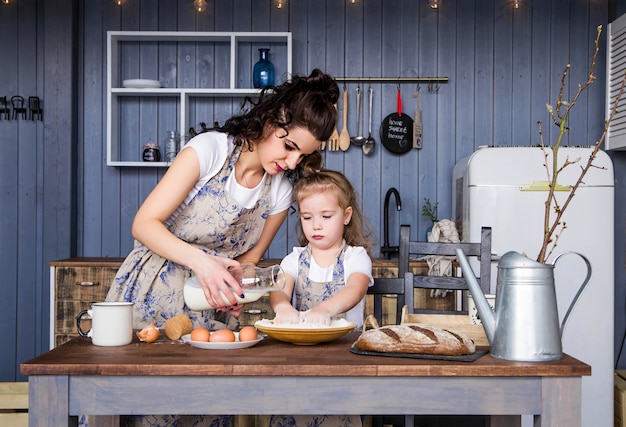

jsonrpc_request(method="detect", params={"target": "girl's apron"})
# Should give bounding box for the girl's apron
[293,241,347,323]
[271,242,362,427]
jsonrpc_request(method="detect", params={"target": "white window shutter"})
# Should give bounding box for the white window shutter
[607,13,626,150]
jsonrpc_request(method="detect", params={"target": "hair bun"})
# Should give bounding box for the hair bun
[306,69,339,104]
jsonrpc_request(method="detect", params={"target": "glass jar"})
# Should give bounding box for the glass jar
[142,143,161,162]
[164,130,179,163]
[253,48,275,88]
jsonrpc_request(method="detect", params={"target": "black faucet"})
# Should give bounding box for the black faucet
[381,187,402,259]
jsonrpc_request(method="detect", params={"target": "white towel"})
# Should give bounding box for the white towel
[425,219,460,298]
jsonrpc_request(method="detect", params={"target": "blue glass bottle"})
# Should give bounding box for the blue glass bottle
[253,48,275,88]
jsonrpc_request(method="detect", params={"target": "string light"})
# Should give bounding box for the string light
[193,0,207,12]
[429,0,441,9]
[273,0,287,9]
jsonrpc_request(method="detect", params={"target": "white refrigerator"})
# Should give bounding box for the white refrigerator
[453,146,614,427]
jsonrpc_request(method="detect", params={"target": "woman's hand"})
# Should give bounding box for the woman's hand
[192,254,244,309]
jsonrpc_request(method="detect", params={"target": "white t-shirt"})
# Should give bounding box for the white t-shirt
[280,245,374,327]
[167,132,293,225]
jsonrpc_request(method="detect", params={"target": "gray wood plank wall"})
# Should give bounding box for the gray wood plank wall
[1,0,624,381]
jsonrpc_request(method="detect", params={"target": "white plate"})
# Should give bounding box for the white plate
[122,79,161,89]
[181,332,264,350]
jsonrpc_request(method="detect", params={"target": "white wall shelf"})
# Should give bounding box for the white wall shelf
[107,31,292,167]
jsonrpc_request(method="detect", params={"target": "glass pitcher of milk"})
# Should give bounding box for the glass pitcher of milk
[183,265,286,311]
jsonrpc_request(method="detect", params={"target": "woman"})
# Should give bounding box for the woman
[106,68,339,331]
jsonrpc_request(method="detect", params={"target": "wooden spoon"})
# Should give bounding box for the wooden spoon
[338,88,351,151]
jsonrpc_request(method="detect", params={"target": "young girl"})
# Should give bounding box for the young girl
[269,169,373,427]
[270,168,374,328]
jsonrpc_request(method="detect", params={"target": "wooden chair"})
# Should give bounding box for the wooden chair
[400,224,492,316]
[0,96,9,120]
[371,224,493,427]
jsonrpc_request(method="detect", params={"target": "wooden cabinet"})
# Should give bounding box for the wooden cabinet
[107,31,292,166]
[49,258,277,348]
[49,258,124,348]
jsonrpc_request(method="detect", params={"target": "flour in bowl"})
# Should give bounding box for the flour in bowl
[255,318,354,329]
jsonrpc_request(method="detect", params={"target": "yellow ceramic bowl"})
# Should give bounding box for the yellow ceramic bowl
[254,320,356,345]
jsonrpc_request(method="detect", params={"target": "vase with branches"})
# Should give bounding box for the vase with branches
[535,25,625,263]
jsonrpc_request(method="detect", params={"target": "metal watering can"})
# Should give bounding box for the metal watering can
[456,249,592,362]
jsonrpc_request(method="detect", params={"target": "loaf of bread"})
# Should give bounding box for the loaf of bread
[354,324,476,356]
[164,314,193,340]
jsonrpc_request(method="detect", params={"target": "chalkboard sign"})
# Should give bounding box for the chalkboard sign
[380,90,414,154]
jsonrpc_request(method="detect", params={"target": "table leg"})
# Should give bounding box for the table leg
[536,377,581,427]
[29,376,69,427]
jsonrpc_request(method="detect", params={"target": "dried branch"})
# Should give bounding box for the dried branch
[536,25,625,263]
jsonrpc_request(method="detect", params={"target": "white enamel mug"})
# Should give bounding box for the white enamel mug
[76,302,134,346]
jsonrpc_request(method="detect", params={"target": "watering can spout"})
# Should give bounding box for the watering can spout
[455,248,496,345]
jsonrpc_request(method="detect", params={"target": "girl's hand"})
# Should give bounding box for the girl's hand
[273,306,300,324]
[301,308,332,326]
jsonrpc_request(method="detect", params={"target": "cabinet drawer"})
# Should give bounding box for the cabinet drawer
[56,300,94,335]
[55,266,118,300]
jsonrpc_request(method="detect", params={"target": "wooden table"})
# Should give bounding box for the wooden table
[21,332,590,427]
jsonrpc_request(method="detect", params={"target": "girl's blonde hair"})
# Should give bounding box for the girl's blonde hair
[293,168,374,254]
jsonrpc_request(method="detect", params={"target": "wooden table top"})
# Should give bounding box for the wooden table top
[21,332,590,378]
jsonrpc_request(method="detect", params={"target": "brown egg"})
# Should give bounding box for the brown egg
[209,329,236,342]
[137,323,160,343]
[238,326,258,342]
[190,327,211,342]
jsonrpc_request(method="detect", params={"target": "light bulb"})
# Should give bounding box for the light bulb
[193,0,207,13]
[273,0,287,9]
[348,0,358,4]
[113,0,126,5]
[429,0,441,9]
[1,0,11,4]
[513,0,521,8]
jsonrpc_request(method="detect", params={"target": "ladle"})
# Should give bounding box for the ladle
[351,86,366,146]
[363,86,375,155]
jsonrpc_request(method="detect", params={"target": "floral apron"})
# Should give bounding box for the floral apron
[270,242,361,427]
[98,146,271,427]
[106,145,271,330]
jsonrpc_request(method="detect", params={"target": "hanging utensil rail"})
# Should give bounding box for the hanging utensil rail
[333,77,448,83]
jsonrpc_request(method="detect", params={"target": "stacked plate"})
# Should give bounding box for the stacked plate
[122,79,161,89]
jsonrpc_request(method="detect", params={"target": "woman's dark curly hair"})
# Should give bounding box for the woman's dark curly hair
[216,69,339,182]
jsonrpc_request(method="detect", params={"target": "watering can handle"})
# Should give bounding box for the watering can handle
[552,251,592,337]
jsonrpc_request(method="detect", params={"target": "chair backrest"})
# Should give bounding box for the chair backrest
[399,224,492,315]
[29,96,41,110]
[366,275,405,326]
[0,96,7,108]
[11,95,24,108]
